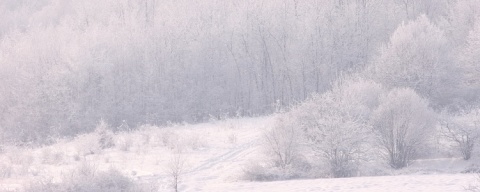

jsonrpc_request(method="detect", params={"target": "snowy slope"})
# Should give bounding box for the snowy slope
[0,116,479,192]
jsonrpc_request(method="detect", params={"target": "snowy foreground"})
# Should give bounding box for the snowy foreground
[203,174,476,192]
[0,116,479,191]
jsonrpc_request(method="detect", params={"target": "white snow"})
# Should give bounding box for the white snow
[200,174,476,192]
[0,116,479,192]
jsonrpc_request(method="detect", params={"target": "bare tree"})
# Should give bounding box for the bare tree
[440,109,480,160]
[166,149,186,192]
[264,114,302,169]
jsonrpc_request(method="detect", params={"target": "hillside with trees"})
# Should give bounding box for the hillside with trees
[1,0,479,144]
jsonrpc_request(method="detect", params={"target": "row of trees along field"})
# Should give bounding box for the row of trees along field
[0,0,479,143]
[261,77,480,179]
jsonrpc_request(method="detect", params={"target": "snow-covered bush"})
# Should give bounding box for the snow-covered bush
[247,112,312,181]
[184,133,207,150]
[330,76,385,119]
[242,162,277,181]
[73,120,115,156]
[243,157,312,181]
[74,133,102,156]
[301,93,372,178]
[297,77,382,177]
[440,108,480,160]
[95,119,115,150]
[115,135,134,152]
[264,114,303,170]
[371,88,435,169]
[25,164,141,192]
[40,147,65,165]
[4,146,34,166]
[161,131,180,149]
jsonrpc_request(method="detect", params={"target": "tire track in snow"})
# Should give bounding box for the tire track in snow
[188,138,260,174]
[136,136,261,185]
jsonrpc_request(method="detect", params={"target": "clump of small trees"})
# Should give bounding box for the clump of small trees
[259,77,446,179]
[262,77,384,178]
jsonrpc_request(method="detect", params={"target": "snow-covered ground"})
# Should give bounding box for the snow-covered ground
[0,116,479,191]
[201,174,476,192]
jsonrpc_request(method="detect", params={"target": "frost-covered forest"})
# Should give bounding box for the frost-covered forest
[1,0,479,143]
[2,1,480,191]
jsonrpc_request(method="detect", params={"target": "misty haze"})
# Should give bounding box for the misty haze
[1,0,480,191]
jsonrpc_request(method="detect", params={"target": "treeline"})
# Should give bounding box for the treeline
[0,0,479,143]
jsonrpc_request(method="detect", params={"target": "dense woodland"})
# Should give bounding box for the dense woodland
[1,0,480,144]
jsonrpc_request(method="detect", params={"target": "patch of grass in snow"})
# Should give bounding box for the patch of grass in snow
[0,146,35,177]
[40,147,65,165]
[24,163,151,192]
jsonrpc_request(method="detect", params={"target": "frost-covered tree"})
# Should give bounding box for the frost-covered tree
[440,108,480,160]
[304,95,370,177]
[371,88,435,169]
[264,114,302,170]
[441,0,480,48]
[459,17,480,104]
[166,149,187,192]
[292,77,382,177]
[372,14,456,107]
[0,0,469,144]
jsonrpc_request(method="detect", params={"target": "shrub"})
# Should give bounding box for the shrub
[264,114,302,170]
[242,158,312,181]
[301,93,372,178]
[41,148,65,165]
[440,108,480,160]
[115,135,133,152]
[25,164,141,192]
[74,133,101,156]
[95,119,115,149]
[371,88,435,169]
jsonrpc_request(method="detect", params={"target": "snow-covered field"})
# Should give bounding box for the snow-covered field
[0,116,478,192]
[203,174,476,192]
